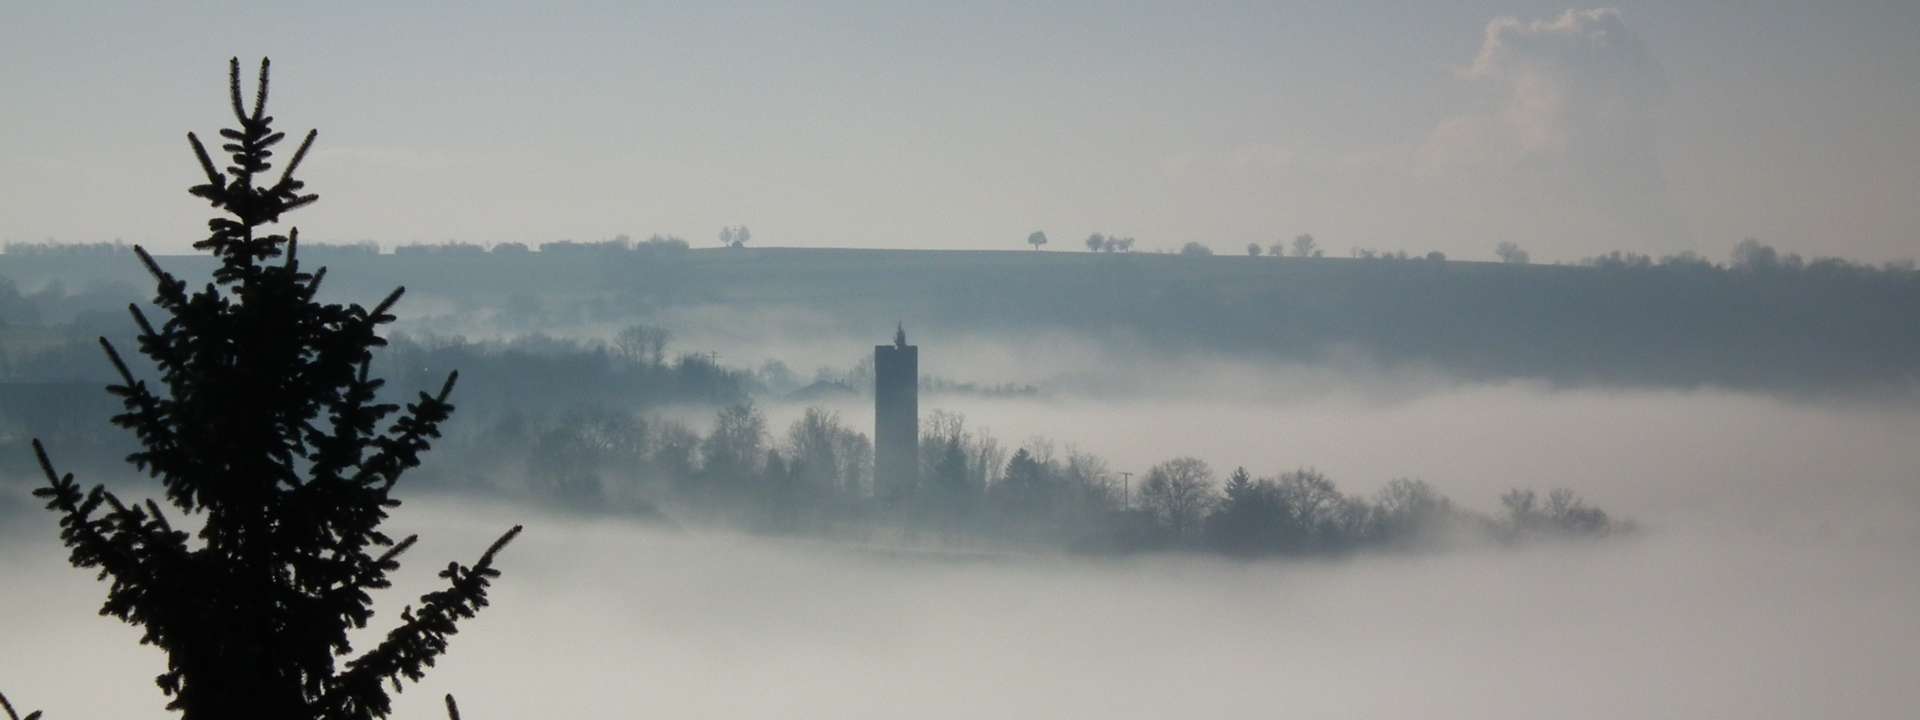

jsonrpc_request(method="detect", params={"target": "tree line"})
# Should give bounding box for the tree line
[412,396,1620,555]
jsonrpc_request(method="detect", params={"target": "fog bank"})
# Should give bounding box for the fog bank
[5,386,1917,718]
[4,498,1915,719]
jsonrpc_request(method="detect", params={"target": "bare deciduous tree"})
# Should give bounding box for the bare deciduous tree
[1138,457,1217,539]
[1291,233,1319,258]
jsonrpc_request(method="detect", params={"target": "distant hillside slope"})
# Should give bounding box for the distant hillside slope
[5,247,1917,393]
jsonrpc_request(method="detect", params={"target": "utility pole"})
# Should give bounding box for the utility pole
[1118,471,1134,509]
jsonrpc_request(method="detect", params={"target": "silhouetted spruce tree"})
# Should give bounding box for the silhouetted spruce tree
[27,58,518,720]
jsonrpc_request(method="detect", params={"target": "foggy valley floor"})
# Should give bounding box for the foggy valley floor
[5,499,1915,718]
[5,385,1917,718]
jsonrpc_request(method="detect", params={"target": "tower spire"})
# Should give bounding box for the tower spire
[894,322,907,349]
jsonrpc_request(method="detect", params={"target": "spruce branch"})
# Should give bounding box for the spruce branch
[326,525,522,719]
[97,336,137,384]
[132,245,189,307]
[277,129,319,190]
[187,133,225,202]
[350,370,458,490]
[251,57,271,122]
[144,499,174,533]
[226,57,246,124]
[29,440,169,619]
[126,302,159,339]
[308,266,329,296]
[122,304,188,393]
[97,336,187,493]
[371,286,407,323]
[0,690,44,720]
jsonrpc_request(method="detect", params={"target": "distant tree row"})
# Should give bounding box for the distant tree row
[302,240,382,256]
[1189,465,1613,555]
[440,394,1623,556]
[1580,238,1919,276]
[394,240,489,256]
[1003,231,1920,273]
[373,329,748,417]
[1084,233,1138,253]
[536,233,691,254]
[258,235,703,256]
[1021,231,1140,252]
[1339,248,1448,262]
[1250,234,1325,258]
[1495,241,1531,264]
[1025,230,1335,259]
[1,239,131,256]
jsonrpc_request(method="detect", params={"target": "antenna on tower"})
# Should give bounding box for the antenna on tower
[894,322,908,349]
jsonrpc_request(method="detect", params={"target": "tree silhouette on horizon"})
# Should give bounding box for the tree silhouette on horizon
[26,58,518,720]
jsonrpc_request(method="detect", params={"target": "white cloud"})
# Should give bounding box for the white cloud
[1152,9,1685,260]
[1413,8,1683,254]
[1467,8,1662,89]
[1430,8,1663,170]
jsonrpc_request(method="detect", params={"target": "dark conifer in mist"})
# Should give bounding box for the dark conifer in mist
[25,58,519,719]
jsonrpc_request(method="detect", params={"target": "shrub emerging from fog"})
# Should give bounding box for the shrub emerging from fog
[1499,488,1618,540]
[1201,469,1617,557]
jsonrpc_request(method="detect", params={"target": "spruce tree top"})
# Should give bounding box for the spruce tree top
[31,58,518,720]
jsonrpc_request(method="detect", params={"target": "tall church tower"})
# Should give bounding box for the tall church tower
[874,324,918,499]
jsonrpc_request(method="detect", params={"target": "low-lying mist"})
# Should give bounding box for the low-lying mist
[5,498,1914,718]
[5,382,1917,717]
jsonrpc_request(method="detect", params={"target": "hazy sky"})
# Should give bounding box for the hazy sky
[3,2,1916,262]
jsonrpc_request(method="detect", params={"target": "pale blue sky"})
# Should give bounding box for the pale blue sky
[3,1,1916,261]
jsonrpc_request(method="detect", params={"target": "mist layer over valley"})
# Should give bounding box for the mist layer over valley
[6,376,1918,717]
